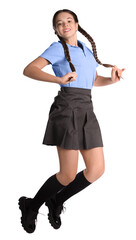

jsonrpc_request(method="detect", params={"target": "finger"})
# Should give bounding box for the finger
[72,73,77,78]
[68,76,76,82]
[116,70,125,80]
[68,77,73,81]
[115,70,120,79]
[112,66,117,73]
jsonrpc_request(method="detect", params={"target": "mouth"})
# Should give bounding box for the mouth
[64,28,71,33]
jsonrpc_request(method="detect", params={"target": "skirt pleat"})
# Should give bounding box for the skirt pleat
[42,87,103,150]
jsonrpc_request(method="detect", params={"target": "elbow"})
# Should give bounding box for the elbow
[23,65,40,79]
[93,79,97,87]
[23,66,31,77]
[93,75,99,87]
[23,67,28,76]
[23,68,26,76]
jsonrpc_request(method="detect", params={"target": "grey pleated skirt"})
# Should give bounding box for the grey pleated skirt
[42,86,103,150]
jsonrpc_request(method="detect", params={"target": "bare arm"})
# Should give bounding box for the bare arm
[94,72,113,87]
[23,57,61,84]
[94,66,125,87]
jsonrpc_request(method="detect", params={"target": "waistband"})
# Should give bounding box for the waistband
[60,87,91,96]
[55,87,93,109]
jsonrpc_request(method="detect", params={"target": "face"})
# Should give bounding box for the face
[54,12,78,40]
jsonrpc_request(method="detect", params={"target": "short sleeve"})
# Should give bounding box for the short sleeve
[39,42,63,65]
[96,61,99,68]
[92,54,99,68]
[86,46,99,68]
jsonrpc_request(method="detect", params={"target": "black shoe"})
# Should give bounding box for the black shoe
[18,196,38,233]
[45,197,64,229]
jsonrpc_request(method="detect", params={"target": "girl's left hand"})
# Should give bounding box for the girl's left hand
[111,65,125,83]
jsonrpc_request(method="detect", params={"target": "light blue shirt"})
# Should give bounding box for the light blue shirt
[39,40,99,89]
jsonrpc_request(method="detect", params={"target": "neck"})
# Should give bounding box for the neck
[64,36,78,47]
[65,40,78,47]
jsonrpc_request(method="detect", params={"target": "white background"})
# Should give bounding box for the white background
[1,0,136,239]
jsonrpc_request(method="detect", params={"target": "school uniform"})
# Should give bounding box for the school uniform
[39,40,103,149]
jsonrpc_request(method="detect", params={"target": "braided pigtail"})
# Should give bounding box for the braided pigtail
[53,9,115,70]
[78,24,114,68]
[57,35,76,72]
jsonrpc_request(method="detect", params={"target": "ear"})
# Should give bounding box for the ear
[53,28,57,35]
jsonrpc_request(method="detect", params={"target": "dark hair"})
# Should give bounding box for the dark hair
[53,9,114,72]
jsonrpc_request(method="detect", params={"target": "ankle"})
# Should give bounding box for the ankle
[29,199,39,212]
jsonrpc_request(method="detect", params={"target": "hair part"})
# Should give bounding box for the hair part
[53,9,114,72]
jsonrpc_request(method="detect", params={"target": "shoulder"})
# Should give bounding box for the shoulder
[79,40,94,55]
[84,45,93,55]
[82,41,97,59]
[79,40,99,67]
[49,41,60,47]
[39,41,65,64]
[48,41,63,51]
[42,41,64,57]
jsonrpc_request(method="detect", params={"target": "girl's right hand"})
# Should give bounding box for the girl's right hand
[59,72,77,85]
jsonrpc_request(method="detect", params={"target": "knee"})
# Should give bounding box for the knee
[65,174,77,185]
[57,172,77,186]
[98,164,105,178]
[85,163,105,183]
[95,162,105,180]
[99,161,105,176]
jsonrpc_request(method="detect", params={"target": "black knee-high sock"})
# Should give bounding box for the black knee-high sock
[30,174,65,211]
[55,170,92,206]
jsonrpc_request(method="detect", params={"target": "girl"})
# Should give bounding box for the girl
[18,9,125,233]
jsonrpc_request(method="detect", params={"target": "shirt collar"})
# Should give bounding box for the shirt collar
[58,40,86,56]
[77,40,87,56]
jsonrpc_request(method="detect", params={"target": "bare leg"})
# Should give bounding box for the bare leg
[80,147,105,183]
[46,147,105,230]
[56,146,79,186]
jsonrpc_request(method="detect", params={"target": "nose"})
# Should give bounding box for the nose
[63,22,69,27]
